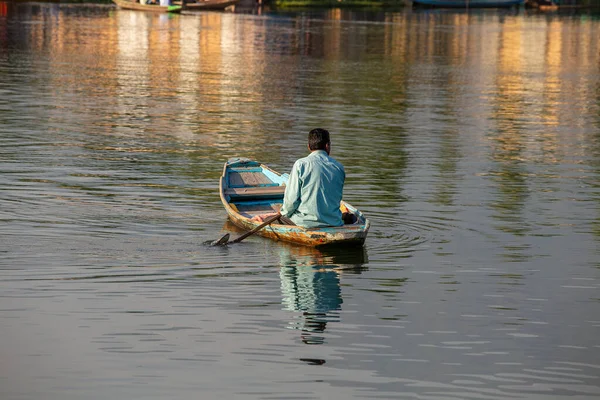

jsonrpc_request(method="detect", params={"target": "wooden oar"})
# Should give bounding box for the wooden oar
[211,213,281,246]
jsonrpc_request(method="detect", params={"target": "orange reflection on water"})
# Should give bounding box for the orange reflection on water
[9,6,599,166]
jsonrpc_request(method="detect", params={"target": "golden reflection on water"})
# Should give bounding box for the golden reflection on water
[16,8,599,156]
[6,5,600,239]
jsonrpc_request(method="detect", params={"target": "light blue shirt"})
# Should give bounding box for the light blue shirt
[280,150,345,228]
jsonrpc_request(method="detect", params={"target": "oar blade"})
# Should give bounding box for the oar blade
[210,233,230,246]
[208,212,281,246]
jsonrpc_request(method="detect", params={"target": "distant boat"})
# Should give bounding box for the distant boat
[412,0,524,7]
[525,0,559,10]
[536,3,558,9]
[112,0,183,13]
[220,158,370,248]
[181,0,239,10]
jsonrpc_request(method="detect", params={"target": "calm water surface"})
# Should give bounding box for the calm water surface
[1,3,600,399]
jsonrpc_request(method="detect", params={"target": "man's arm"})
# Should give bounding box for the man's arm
[280,161,302,218]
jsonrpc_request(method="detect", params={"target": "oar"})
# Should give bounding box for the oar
[211,213,281,246]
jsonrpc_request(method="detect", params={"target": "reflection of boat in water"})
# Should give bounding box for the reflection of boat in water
[281,264,340,346]
[219,158,370,247]
[112,0,183,13]
[276,243,368,347]
[222,220,368,271]
[275,239,368,272]
[224,220,368,351]
[412,0,524,7]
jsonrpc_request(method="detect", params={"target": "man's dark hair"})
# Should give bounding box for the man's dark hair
[308,128,330,151]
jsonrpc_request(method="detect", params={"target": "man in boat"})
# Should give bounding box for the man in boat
[253,128,346,228]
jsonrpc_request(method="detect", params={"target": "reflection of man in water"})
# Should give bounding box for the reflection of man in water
[277,244,366,351]
[280,265,342,345]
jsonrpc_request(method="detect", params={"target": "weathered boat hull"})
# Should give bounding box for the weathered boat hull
[412,0,523,7]
[219,158,370,247]
[112,0,182,13]
[182,0,239,10]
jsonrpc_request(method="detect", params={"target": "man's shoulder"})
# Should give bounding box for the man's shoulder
[293,155,311,169]
[326,155,345,173]
[296,151,344,172]
[296,154,312,164]
[330,156,344,169]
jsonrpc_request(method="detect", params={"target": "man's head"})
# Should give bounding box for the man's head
[308,128,331,154]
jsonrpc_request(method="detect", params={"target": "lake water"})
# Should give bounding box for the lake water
[1,3,599,399]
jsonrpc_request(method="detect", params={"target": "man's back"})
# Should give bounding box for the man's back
[280,150,345,228]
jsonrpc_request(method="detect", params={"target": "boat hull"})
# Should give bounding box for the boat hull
[219,158,370,248]
[112,0,182,13]
[412,0,523,7]
[182,0,239,10]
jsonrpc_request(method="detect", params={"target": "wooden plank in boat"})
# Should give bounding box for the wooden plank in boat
[229,171,245,187]
[241,172,273,186]
[225,186,285,198]
[234,202,280,217]
[229,171,274,187]
[240,172,259,186]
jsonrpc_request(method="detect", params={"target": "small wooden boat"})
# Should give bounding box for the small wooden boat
[181,0,239,10]
[219,158,370,247]
[412,0,523,7]
[112,0,183,13]
[525,0,558,9]
[537,3,558,9]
